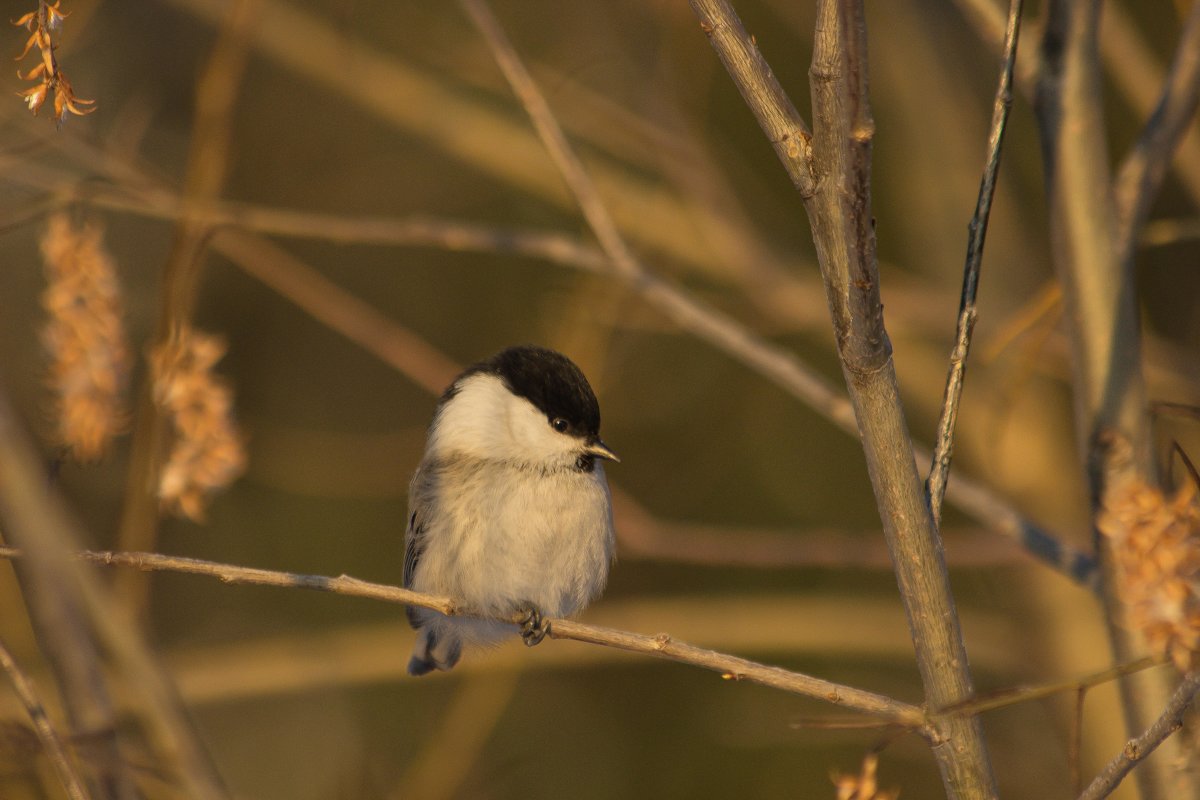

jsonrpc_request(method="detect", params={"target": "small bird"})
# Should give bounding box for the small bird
[403,345,618,676]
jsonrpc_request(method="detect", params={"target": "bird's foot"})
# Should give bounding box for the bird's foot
[519,606,550,647]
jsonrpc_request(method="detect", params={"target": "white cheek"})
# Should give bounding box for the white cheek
[501,392,578,464]
[427,373,580,465]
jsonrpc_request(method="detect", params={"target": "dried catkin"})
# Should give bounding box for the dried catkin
[151,327,246,521]
[1098,476,1200,672]
[40,213,129,461]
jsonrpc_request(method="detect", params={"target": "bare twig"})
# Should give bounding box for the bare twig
[926,0,1024,526]
[692,1,997,796]
[1077,671,1200,800]
[1113,0,1200,261]
[0,636,90,800]
[933,656,1158,719]
[0,545,925,726]
[77,188,613,271]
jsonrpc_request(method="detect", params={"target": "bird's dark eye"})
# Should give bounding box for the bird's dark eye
[551,417,569,433]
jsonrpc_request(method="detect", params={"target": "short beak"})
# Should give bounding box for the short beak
[585,438,620,463]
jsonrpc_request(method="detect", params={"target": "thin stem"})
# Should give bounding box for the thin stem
[0,636,90,800]
[926,0,1024,525]
[1077,671,1200,800]
[0,545,925,726]
[693,0,998,795]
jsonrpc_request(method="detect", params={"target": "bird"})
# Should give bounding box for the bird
[403,344,618,676]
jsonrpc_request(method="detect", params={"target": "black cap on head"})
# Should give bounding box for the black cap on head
[447,345,601,437]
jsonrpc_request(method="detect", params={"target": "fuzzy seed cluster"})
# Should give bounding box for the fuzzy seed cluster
[40,213,129,461]
[1099,476,1200,672]
[151,328,246,521]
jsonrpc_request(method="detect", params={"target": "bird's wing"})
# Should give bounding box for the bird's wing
[403,464,434,629]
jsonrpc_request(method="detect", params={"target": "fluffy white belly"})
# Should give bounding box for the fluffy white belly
[414,460,614,622]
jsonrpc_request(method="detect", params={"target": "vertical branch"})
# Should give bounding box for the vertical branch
[691,0,998,796]
[926,0,1024,526]
[1035,0,1198,797]
[115,0,259,612]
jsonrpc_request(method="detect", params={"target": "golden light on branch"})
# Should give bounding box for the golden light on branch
[150,327,246,521]
[13,1,95,123]
[1099,469,1200,672]
[40,212,129,461]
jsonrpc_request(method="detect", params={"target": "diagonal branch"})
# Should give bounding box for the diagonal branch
[1113,0,1200,261]
[926,0,1024,526]
[691,0,998,796]
[0,545,925,727]
[1077,671,1200,800]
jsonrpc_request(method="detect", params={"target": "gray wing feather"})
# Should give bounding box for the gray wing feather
[403,464,434,629]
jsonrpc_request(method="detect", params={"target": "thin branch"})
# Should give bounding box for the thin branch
[694,0,998,796]
[933,656,1158,719]
[70,186,612,273]
[1113,0,1200,260]
[1077,671,1200,800]
[0,636,90,800]
[926,0,1024,526]
[457,0,641,280]
[950,0,1040,94]
[680,1,817,197]
[0,545,926,727]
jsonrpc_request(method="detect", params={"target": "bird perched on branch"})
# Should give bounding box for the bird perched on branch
[403,345,618,675]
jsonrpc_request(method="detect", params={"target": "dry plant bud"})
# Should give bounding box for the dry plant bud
[13,1,95,123]
[151,327,246,521]
[831,754,899,800]
[40,212,129,461]
[1098,473,1200,672]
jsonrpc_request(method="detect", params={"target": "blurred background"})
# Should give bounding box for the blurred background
[0,0,1197,797]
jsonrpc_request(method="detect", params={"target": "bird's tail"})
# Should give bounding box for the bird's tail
[407,625,462,677]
